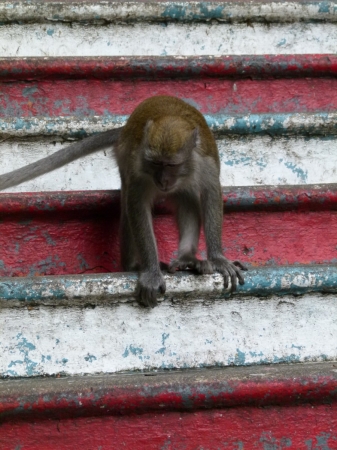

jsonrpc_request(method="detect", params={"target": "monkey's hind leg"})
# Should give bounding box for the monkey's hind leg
[168,192,212,275]
[120,190,140,272]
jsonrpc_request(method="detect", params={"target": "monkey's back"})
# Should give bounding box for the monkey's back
[119,96,219,160]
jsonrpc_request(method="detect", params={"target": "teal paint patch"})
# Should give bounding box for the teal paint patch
[206,112,337,136]
[123,345,144,360]
[7,333,38,376]
[234,349,246,365]
[155,333,170,355]
[84,354,97,363]
[46,28,54,36]
[161,3,230,21]
[233,264,337,299]
[318,1,330,13]
[284,161,308,182]
[22,86,38,97]
[277,38,287,47]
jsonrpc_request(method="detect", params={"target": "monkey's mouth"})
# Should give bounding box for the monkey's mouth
[155,181,176,192]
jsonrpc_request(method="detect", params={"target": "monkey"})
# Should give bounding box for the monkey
[0,95,246,307]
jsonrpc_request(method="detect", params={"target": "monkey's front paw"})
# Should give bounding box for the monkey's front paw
[136,271,166,308]
[168,257,213,275]
[209,257,247,292]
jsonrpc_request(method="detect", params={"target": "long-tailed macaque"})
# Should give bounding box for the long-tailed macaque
[0,96,246,307]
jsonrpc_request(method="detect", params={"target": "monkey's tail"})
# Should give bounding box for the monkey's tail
[0,127,123,191]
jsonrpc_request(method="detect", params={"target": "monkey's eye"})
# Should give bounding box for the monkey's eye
[151,161,162,166]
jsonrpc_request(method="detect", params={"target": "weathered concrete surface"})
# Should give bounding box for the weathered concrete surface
[2,71,337,116]
[1,264,337,306]
[1,22,337,57]
[1,362,337,418]
[0,187,335,277]
[1,1,337,24]
[1,362,337,448]
[1,113,336,137]
[1,55,337,81]
[1,265,337,377]
[0,134,336,191]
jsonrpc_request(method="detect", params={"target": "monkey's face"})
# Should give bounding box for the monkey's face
[141,118,199,192]
[143,159,191,193]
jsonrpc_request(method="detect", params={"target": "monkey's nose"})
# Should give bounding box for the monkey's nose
[159,179,169,191]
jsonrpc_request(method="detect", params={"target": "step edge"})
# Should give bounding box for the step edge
[1,1,336,24]
[1,361,337,421]
[0,263,336,306]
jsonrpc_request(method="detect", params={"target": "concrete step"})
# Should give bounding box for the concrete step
[2,264,337,377]
[1,54,337,191]
[0,185,335,277]
[0,186,335,377]
[0,0,336,57]
[1,362,337,448]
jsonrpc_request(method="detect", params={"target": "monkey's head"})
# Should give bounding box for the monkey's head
[141,116,200,193]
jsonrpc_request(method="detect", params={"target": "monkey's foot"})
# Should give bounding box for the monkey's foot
[168,257,213,275]
[136,270,166,308]
[209,256,247,292]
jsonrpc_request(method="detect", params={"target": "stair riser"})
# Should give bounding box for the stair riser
[1,293,336,377]
[1,22,337,57]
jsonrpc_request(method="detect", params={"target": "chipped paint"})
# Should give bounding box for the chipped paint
[0,264,335,305]
[1,363,337,449]
[0,362,337,418]
[0,187,337,276]
[1,290,337,377]
[0,265,337,376]
[1,112,335,138]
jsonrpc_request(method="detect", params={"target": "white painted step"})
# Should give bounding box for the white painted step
[1,265,337,377]
[0,113,336,191]
[0,1,336,57]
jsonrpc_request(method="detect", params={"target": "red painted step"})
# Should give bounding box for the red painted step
[1,362,337,449]
[0,185,336,277]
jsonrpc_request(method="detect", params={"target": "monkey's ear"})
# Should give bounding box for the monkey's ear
[144,120,154,135]
[142,120,154,146]
[187,127,201,151]
[192,127,200,147]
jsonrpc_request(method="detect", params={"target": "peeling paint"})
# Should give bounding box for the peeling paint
[1,112,335,139]
[1,288,337,377]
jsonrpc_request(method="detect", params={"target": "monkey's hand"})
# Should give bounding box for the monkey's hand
[209,256,247,292]
[136,270,166,308]
[168,256,213,275]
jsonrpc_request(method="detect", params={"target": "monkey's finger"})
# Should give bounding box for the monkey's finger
[233,266,245,286]
[146,290,158,308]
[228,269,238,293]
[167,260,178,273]
[233,260,248,271]
[136,286,157,308]
[168,260,188,273]
[222,271,230,289]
